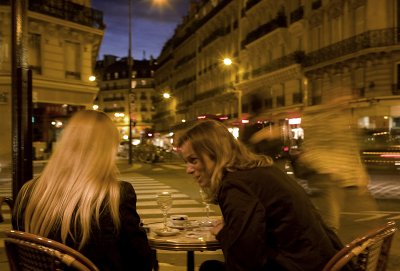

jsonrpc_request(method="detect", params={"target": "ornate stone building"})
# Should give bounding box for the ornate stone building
[153,0,400,143]
[94,55,157,142]
[0,0,104,164]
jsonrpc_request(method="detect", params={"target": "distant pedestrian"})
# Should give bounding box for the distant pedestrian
[177,119,348,271]
[13,110,154,271]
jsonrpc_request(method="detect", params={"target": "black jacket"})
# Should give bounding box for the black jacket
[13,181,153,271]
[216,166,343,271]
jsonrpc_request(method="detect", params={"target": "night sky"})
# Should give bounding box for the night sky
[92,0,190,60]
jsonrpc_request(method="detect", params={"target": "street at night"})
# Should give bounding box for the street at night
[1,159,399,270]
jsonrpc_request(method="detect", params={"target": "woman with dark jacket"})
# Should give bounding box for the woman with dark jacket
[177,119,345,271]
[13,110,153,271]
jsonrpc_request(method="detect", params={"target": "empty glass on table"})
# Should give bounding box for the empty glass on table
[199,188,214,227]
[156,191,173,232]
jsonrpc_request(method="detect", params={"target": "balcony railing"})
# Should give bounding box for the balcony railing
[245,0,261,12]
[305,28,400,67]
[251,51,305,78]
[65,71,81,79]
[290,6,304,24]
[242,13,287,47]
[29,0,104,29]
[103,97,125,102]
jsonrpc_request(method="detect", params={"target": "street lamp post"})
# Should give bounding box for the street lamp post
[128,0,133,165]
[223,58,242,122]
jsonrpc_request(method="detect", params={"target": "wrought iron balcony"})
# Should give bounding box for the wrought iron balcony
[304,28,400,67]
[242,13,287,47]
[290,6,304,24]
[251,51,305,78]
[27,0,105,29]
[245,0,261,12]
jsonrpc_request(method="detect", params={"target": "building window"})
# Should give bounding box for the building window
[312,26,322,50]
[65,41,81,79]
[28,33,41,74]
[354,6,365,35]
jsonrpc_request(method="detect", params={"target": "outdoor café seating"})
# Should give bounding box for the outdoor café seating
[322,221,397,271]
[4,230,99,271]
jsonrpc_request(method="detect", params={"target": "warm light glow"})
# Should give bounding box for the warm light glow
[288,118,302,125]
[182,119,186,123]
[122,135,129,140]
[51,120,63,128]
[92,104,99,110]
[114,113,125,117]
[241,119,249,124]
[89,75,96,81]
[163,92,171,99]
[149,0,171,10]
[223,58,232,66]
[228,127,239,139]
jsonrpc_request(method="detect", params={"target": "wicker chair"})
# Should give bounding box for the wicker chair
[322,221,397,271]
[0,196,13,223]
[4,230,99,271]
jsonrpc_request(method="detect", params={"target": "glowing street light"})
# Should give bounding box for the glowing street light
[222,58,242,122]
[163,92,171,99]
[223,57,232,66]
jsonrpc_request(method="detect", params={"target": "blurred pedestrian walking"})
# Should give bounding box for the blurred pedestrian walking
[293,95,379,233]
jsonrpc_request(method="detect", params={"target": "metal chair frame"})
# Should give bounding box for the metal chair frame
[322,221,397,271]
[4,229,99,271]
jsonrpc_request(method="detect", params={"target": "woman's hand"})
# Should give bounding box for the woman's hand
[210,219,224,236]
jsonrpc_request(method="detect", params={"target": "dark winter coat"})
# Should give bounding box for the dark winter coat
[13,181,153,271]
[216,166,343,271]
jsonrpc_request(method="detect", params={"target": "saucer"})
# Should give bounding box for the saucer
[167,220,199,230]
[153,228,179,237]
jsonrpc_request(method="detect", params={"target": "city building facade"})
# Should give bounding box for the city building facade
[0,0,104,165]
[94,55,157,142]
[153,0,400,147]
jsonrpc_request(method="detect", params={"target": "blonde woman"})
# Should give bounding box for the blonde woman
[177,120,346,271]
[13,110,153,271]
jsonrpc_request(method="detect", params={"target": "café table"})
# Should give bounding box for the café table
[146,222,221,271]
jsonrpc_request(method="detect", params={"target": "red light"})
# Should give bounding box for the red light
[380,154,400,158]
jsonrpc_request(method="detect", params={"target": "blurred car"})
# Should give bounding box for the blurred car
[360,129,400,172]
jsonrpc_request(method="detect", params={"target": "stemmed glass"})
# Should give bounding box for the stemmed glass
[156,191,173,232]
[199,188,214,227]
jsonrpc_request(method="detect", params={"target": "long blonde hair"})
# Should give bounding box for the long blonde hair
[177,120,273,200]
[14,110,121,248]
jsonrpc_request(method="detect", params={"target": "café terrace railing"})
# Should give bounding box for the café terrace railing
[304,28,400,67]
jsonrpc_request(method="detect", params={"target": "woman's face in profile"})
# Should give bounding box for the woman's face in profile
[180,141,215,187]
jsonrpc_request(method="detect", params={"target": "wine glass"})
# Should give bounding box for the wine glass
[199,189,214,227]
[156,191,173,232]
